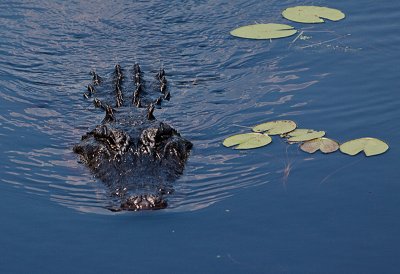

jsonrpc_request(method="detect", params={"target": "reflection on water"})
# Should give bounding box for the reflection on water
[0,0,399,214]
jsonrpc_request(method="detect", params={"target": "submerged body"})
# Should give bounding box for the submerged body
[74,64,192,211]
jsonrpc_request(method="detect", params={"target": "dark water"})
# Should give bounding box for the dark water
[1,0,399,273]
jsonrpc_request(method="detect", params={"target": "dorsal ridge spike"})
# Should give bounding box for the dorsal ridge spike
[147,104,155,120]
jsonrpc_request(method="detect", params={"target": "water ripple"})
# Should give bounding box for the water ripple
[1,0,399,214]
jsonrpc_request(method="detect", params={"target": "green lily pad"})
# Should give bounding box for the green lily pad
[339,138,389,156]
[252,120,297,135]
[300,137,339,154]
[284,129,325,142]
[223,133,272,150]
[282,6,345,24]
[230,23,297,40]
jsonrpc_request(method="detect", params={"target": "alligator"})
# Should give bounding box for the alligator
[73,64,192,211]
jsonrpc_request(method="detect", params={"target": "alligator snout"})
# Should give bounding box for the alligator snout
[119,194,167,211]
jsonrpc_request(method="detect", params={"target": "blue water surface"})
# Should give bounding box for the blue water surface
[1,0,399,273]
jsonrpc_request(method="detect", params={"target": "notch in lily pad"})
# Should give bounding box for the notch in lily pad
[339,138,389,156]
[300,137,339,154]
[223,133,272,150]
[282,6,345,24]
[252,120,297,135]
[283,129,325,142]
[230,23,297,40]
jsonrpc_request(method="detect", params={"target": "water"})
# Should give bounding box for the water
[1,0,399,273]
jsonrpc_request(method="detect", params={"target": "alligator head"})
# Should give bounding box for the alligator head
[74,64,192,211]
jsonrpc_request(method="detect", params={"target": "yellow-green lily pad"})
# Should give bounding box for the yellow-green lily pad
[300,137,339,154]
[230,23,297,40]
[223,133,272,150]
[252,120,297,135]
[339,138,389,156]
[284,129,325,142]
[282,6,345,24]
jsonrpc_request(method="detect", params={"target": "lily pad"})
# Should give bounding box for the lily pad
[300,137,339,154]
[223,133,272,150]
[339,138,389,156]
[230,23,297,40]
[282,6,345,24]
[252,120,297,135]
[283,129,325,142]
